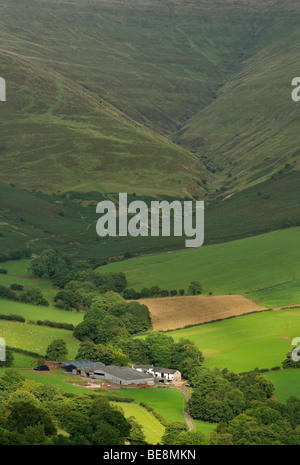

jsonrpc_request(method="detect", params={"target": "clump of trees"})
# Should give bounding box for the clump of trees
[73,291,152,344]
[188,281,202,295]
[0,248,31,263]
[46,339,68,361]
[75,341,127,366]
[0,369,132,445]
[189,367,276,423]
[161,421,209,445]
[114,332,204,374]
[30,249,127,295]
[282,350,300,368]
[0,285,49,306]
[123,286,185,300]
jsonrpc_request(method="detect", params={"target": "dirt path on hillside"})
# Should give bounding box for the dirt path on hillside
[140,294,266,331]
[26,235,55,248]
[175,384,194,430]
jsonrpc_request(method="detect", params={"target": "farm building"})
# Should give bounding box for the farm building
[61,360,104,375]
[132,365,181,382]
[93,365,155,386]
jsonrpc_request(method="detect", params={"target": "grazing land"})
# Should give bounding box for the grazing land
[0,368,89,394]
[114,388,186,423]
[103,228,300,306]
[265,369,300,403]
[0,259,57,303]
[140,295,266,331]
[169,308,300,374]
[0,320,80,358]
[112,402,165,444]
[0,299,83,326]
[248,280,300,308]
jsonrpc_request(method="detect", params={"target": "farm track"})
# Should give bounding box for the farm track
[175,384,194,430]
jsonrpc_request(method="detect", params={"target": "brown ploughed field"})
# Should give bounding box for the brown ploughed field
[139,295,266,331]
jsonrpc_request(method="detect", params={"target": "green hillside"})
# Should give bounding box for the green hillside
[265,369,300,403]
[0,0,300,199]
[169,308,300,373]
[1,1,300,255]
[0,50,204,197]
[180,3,300,193]
[101,227,300,307]
[0,319,80,358]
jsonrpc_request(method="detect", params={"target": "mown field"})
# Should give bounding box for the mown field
[114,388,186,423]
[168,308,300,373]
[112,402,165,444]
[103,228,300,307]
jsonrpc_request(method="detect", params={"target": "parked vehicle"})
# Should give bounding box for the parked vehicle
[34,364,50,371]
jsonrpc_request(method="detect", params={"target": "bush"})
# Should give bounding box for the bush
[0,286,18,301]
[122,288,141,300]
[0,268,8,274]
[10,284,24,291]
[188,281,202,295]
[36,320,74,331]
[160,290,169,297]
[0,314,25,322]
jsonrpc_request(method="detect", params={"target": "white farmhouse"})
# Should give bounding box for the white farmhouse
[132,365,181,382]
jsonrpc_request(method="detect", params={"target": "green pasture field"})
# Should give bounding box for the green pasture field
[0,259,57,303]
[247,280,300,308]
[265,369,300,403]
[102,228,300,307]
[114,388,186,423]
[0,368,89,395]
[193,420,217,435]
[168,308,300,373]
[11,352,36,367]
[112,402,165,444]
[0,299,83,326]
[0,320,80,358]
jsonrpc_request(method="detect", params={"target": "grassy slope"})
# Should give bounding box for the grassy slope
[1,1,300,255]
[0,0,299,198]
[2,170,300,258]
[0,0,259,135]
[179,2,300,193]
[169,308,300,373]
[0,320,80,358]
[0,259,56,303]
[0,368,90,394]
[0,300,83,326]
[112,402,165,444]
[0,50,204,197]
[114,388,186,423]
[265,369,300,403]
[102,228,300,306]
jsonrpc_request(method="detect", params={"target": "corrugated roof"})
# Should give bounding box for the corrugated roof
[61,360,104,368]
[94,365,153,381]
[153,367,177,374]
[81,362,106,372]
